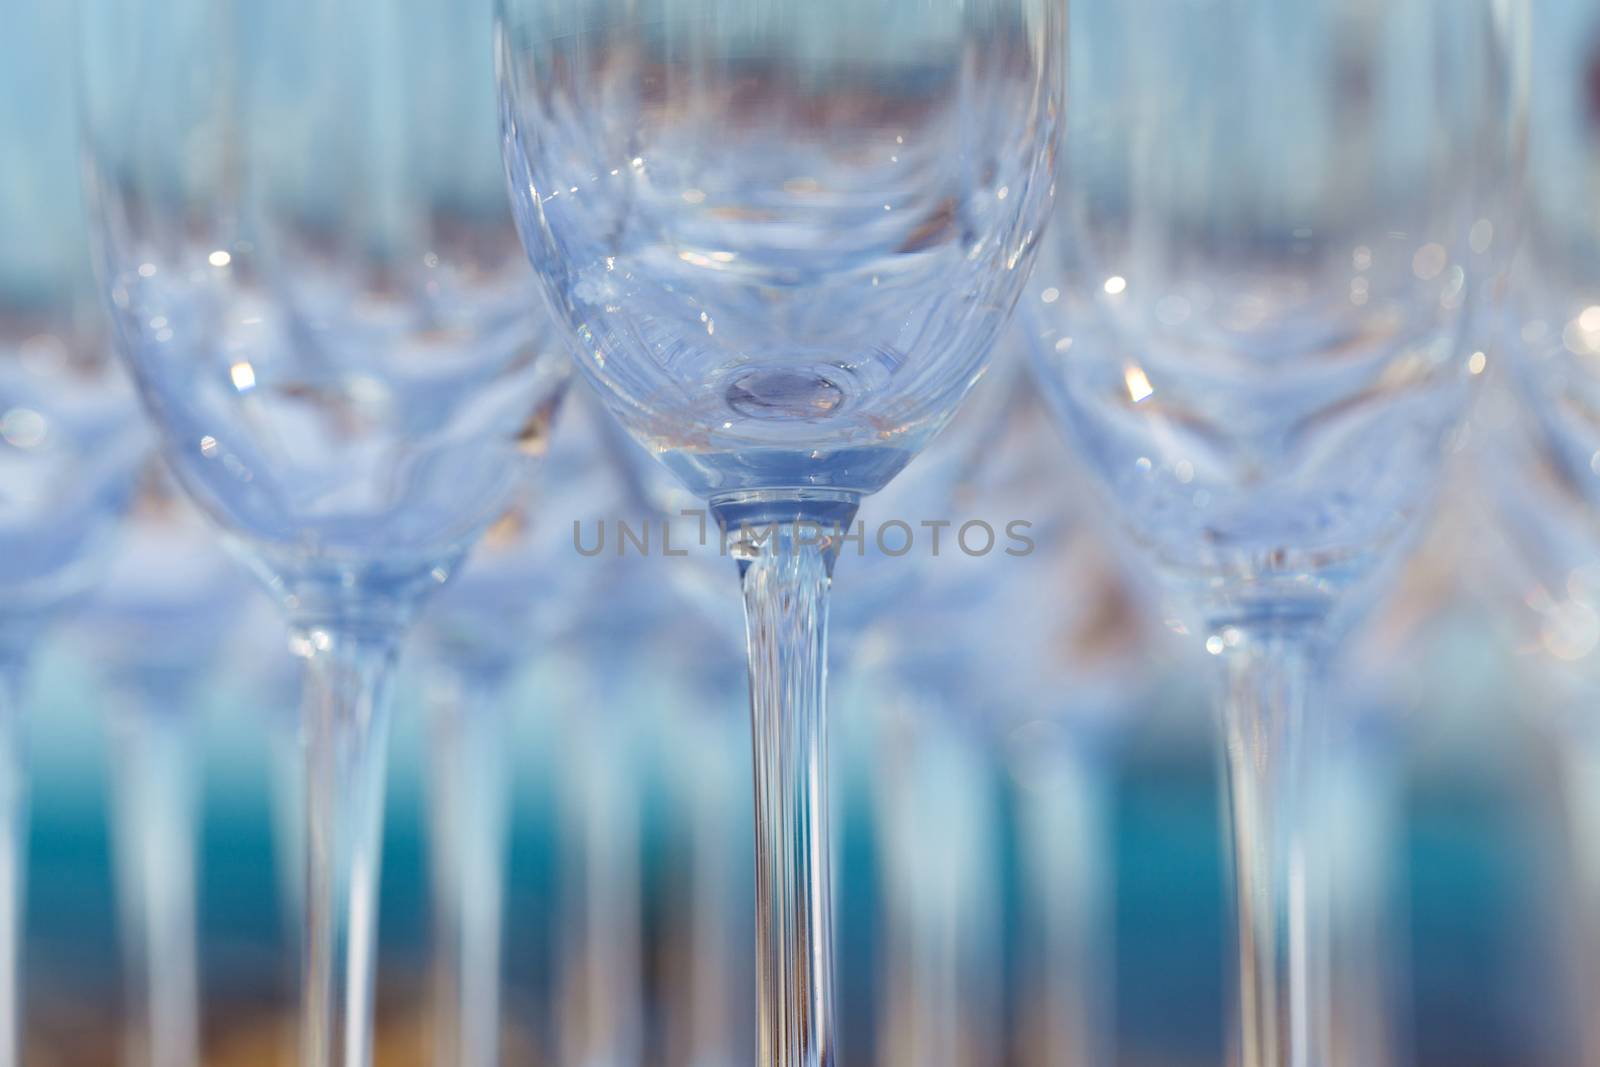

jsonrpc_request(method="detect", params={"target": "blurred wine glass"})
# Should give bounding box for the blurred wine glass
[79,3,570,1065]
[1025,2,1511,1065]
[0,7,145,1064]
[72,464,250,1067]
[417,396,646,1067]
[1495,5,1600,1044]
[864,347,1150,1067]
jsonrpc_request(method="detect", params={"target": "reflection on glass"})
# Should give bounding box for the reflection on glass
[1,8,144,1066]
[1498,1,1600,1059]
[80,466,245,1067]
[1026,3,1510,1065]
[79,3,570,1065]
[498,3,1064,1065]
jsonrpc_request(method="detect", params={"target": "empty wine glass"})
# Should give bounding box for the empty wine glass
[1497,1,1600,1053]
[1024,2,1511,1064]
[79,2,570,1064]
[497,6,1062,1062]
[1,7,145,1064]
[658,653,755,1067]
[74,464,248,1067]
[418,398,626,1067]
[865,353,1145,1067]
[551,583,653,1067]
[1503,0,1600,567]
[1476,370,1600,1067]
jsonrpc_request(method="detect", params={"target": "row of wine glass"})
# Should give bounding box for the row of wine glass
[4,1,1595,1067]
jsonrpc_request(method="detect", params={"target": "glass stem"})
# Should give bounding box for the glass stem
[294,622,399,1067]
[426,669,509,1067]
[1320,730,1403,1067]
[1218,626,1330,1067]
[558,706,643,1067]
[0,654,26,1067]
[878,703,1001,1067]
[110,702,199,1067]
[1559,736,1600,1067]
[680,700,752,1067]
[725,495,855,1067]
[1016,740,1112,1067]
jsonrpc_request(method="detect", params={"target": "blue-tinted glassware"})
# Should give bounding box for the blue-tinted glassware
[497,3,1063,1065]
[1505,0,1600,538]
[416,392,619,1067]
[1,8,145,1065]
[500,0,1061,500]
[77,468,246,1067]
[79,4,570,1066]
[1498,3,1600,1060]
[1022,2,1512,1065]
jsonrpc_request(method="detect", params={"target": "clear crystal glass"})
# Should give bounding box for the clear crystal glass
[1023,2,1512,1065]
[1,9,145,1065]
[79,4,570,1065]
[80,469,242,1067]
[1499,3,1600,1064]
[497,4,1064,1065]
[1505,0,1600,531]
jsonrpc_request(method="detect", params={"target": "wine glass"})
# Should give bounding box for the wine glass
[78,2,571,1064]
[864,349,1146,1067]
[497,6,1063,1060]
[1497,0,1600,1048]
[658,653,755,1067]
[0,7,145,1064]
[72,464,248,1067]
[601,340,1037,1067]
[1502,0,1600,582]
[418,396,634,1067]
[1023,2,1511,1065]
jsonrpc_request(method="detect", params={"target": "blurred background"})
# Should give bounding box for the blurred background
[2,2,1587,1066]
[8,337,1586,1067]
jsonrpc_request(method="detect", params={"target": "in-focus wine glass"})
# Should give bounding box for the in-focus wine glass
[0,7,145,1065]
[1024,2,1511,1064]
[497,4,1063,1062]
[79,2,571,1064]
[604,339,1035,1067]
